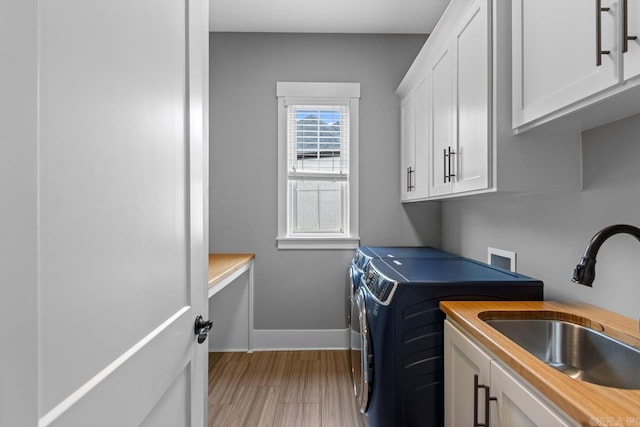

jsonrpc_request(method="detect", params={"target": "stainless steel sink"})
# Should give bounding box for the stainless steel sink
[484,318,640,389]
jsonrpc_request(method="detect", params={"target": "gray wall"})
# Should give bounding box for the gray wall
[209,33,441,330]
[442,113,640,320]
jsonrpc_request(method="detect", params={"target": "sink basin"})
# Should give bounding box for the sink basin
[484,318,640,389]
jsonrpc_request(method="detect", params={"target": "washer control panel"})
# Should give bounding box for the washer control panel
[353,250,372,272]
[363,263,397,305]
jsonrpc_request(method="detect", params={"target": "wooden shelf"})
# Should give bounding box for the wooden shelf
[208,253,255,352]
[208,253,254,292]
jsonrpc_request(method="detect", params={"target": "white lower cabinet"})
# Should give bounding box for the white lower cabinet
[444,319,578,427]
[444,319,491,426]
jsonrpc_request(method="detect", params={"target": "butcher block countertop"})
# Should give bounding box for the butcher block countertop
[440,301,640,426]
[208,253,254,288]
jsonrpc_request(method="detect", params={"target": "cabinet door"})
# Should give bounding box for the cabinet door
[624,0,640,80]
[452,0,490,194]
[512,0,619,128]
[400,93,415,201]
[413,76,430,199]
[444,320,492,427]
[429,46,454,197]
[490,361,575,427]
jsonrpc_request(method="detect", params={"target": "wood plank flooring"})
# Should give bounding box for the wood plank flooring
[208,351,368,427]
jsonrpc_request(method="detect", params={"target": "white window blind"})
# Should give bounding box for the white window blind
[287,105,349,179]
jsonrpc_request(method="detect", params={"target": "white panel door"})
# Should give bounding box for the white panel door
[444,320,492,427]
[1,0,209,425]
[624,0,640,80]
[413,76,431,200]
[400,93,416,201]
[491,362,574,427]
[512,0,619,127]
[429,46,454,197]
[452,0,490,194]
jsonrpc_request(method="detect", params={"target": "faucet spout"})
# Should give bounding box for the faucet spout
[572,224,640,286]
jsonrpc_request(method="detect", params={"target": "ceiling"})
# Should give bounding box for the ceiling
[209,0,451,34]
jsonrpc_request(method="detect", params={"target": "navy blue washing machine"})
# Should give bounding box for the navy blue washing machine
[352,257,543,427]
[348,247,460,390]
[367,246,459,262]
[348,246,459,295]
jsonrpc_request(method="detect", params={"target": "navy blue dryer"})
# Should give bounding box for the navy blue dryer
[352,257,543,427]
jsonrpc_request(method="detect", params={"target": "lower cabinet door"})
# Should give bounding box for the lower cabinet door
[490,361,575,427]
[444,320,492,427]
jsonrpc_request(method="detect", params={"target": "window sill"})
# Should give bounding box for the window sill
[276,236,360,250]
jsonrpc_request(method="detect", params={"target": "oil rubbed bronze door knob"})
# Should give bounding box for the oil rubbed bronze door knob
[194,315,213,344]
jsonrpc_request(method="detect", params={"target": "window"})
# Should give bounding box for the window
[276,82,360,249]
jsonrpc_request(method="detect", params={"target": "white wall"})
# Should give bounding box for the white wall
[209,33,441,331]
[442,113,640,320]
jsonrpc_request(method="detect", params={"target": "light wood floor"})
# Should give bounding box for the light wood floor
[208,350,368,427]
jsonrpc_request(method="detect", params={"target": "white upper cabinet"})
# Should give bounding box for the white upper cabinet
[451,0,490,193]
[428,45,455,198]
[513,0,640,131]
[413,77,430,200]
[396,0,583,202]
[428,0,490,197]
[400,91,415,201]
[400,76,430,201]
[624,0,640,80]
[512,0,619,128]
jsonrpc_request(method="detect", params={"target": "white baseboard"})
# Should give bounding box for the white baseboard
[251,328,350,351]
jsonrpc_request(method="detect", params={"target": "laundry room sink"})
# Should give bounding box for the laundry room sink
[483,316,640,389]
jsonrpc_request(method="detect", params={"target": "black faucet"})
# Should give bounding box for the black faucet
[573,224,640,286]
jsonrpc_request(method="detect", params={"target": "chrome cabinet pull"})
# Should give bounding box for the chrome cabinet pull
[474,374,497,427]
[624,0,638,53]
[597,0,612,66]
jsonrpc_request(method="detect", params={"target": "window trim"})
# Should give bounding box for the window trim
[276,82,360,250]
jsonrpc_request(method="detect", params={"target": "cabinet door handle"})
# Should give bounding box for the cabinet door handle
[597,0,612,66]
[444,147,456,183]
[443,148,448,183]
[407,167,415,191]
[408,167,415,191]
[448,146,456,182]
[624,0,638,53]
[410,167,415,190]
[407,167,410,192]
[474,374,497,427]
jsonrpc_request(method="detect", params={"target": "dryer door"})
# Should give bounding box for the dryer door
[352,286,372,414]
